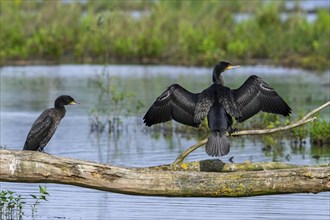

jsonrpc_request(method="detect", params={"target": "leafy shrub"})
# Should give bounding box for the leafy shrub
[310,118,330,145]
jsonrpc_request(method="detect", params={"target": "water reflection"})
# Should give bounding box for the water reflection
[0,65,329,219]
[234,12,319,23]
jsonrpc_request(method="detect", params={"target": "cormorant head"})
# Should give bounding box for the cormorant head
[55,95,78,108]
[212,61,240,84]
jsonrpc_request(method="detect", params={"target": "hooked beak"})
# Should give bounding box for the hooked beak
[226,65,240,70]
[69,101,79,105]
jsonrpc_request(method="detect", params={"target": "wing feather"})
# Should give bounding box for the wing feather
[222,87,242,119]
[143,84,200,127]
[233,75,291,122]
[194,90,213,124]
[194,85,242,123]
[24,113,53,150]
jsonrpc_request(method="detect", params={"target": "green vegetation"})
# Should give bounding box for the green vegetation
[310,117,330,145]
[0,190,25,220]
[88,67,142,134]
[0,185,49,220]
[1,0,329,69]
[29,185,49,216]
[290,113,308,144]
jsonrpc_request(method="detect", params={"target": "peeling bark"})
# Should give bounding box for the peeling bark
[0,149,329,197]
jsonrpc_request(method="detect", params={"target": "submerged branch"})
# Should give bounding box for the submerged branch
[0,150,329,197]
[173,101,330,165]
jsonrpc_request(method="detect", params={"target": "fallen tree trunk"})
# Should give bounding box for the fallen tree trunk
[1,150,329,197]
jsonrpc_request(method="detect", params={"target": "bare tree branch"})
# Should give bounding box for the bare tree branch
[173,101,330,165]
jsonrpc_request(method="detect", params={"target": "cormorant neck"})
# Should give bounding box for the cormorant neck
[212,73,224,85]
[54,105,66,118]
[54,102,65,109]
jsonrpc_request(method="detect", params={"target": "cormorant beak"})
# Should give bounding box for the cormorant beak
[69,101,79,105]
[226,65,240,70]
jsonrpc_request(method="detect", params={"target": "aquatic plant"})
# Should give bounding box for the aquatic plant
[88,67,137,134]
[0,185,49,219]
[290,112,308,144]
[0,190,25,220]
[30,185,49,216]
[310,117,330,145]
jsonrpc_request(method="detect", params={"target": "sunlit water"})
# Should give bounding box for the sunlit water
[0,65,329,219]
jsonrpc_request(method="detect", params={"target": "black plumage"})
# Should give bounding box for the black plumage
[23,95,77,152]
[143,61,291,157]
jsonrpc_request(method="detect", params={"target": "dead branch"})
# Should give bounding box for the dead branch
[173,101,330,165]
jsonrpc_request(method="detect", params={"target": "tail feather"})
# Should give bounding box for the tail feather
[205,132,230,157]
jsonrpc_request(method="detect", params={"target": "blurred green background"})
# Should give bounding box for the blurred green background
[1,0,329,69]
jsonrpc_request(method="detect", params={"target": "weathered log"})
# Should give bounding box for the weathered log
[1,149,329,197]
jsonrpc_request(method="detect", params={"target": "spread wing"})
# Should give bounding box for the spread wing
[143,84,200,127]
[24,113,53,151]
[221,86,242,119]
[232,75,292,122]
[193,90,213,125]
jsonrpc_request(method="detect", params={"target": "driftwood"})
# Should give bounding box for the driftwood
[173,101,330,165]
[0,149,329,197]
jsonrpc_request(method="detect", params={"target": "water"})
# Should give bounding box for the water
[0,65,329,219]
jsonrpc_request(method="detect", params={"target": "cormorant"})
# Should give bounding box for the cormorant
[23,95,78,152]
[143,61,291,157]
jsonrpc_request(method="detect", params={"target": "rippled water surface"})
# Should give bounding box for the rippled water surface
[1,65,329,219]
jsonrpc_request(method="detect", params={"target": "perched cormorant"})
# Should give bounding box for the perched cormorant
[143,61,291,157]
[23,95,78,152]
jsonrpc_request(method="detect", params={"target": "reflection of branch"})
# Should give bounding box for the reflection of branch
[173,101,330,165]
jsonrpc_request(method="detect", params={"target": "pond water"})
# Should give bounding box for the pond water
[0,64,329,219]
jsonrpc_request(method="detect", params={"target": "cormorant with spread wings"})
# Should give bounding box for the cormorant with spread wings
[143,61,291,157]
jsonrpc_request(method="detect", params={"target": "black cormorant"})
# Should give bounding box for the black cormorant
[23,95,78,152]
[143,61,291,157]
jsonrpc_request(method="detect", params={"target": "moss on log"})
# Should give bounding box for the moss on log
[145,160,304,172]
[0,149,329,197]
